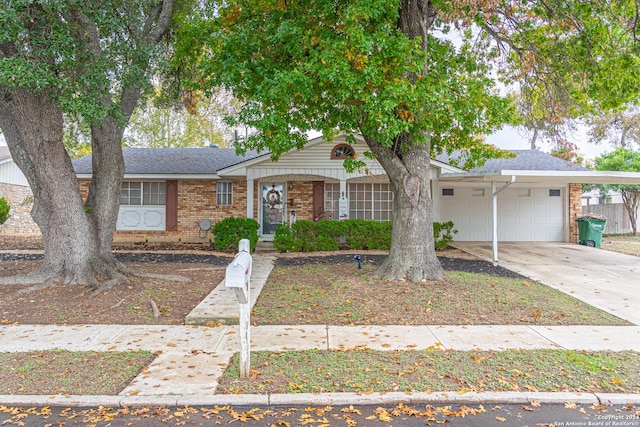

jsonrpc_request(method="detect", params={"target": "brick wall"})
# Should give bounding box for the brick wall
[286,181,314,220]
[0,183,40,235]
[568,183,583,243]
[176,179,247,241]
[79,178,248,243]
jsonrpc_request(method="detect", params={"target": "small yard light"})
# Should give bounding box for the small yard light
[354,255,361,269]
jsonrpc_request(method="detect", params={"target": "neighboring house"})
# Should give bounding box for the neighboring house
[0,146,39,235]
[72,134,640,244]
[582,188,623,206]
[582,188,631,234]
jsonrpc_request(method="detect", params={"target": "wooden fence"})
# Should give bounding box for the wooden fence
[583,203,632,234]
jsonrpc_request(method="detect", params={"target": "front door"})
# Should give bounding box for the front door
[260,183,286,239]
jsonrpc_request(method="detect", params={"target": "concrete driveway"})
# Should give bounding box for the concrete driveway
[451,242,640,325]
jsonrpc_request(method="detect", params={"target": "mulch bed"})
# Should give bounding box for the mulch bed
[275,253,525,278]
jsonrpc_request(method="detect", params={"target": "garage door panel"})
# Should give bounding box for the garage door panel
[439,185,564,242]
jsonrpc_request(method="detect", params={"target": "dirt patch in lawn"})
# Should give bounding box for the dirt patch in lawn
[0,258,226,325]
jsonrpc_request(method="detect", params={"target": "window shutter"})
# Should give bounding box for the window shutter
[166,180,178,231]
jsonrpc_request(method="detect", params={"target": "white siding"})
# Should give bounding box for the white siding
[0,161,29,186]
[247,136,387,179]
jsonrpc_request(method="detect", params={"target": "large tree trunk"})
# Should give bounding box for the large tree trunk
[364,135,444,282]
[86,118,127,260]
[0,88,121,286]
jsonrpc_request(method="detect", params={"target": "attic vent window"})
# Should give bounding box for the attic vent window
[549,189,561,197]
[442,188,454,196]
[331,144,355,159]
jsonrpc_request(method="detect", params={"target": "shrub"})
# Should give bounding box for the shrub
[346,219,392,249]
[212,217,259,253]
[273,223,300,252]
[0,197,10,225]
[273,219,392,252]
[433,220,458,250]
[273,219,458,252]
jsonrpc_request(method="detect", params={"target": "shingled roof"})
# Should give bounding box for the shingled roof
[72,147,266,176]
[436,149,591,172]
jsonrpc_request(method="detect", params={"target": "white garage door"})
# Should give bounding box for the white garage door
[438,185,564,241]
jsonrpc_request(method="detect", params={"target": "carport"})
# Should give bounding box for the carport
[436,169,640,266]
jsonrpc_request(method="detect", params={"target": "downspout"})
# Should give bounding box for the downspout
[492,176,516,266]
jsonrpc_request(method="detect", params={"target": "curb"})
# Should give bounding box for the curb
[2,392,640,408]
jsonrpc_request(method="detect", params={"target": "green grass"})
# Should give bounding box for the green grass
[0,349,156,395]
[252,264,630,326]
[218,349,640,395]
[603,234,640,256]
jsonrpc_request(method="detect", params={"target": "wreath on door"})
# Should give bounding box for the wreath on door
[266,185,281,207]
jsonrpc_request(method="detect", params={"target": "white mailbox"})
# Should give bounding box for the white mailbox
[225,244,252,304]
[224,239,253,378]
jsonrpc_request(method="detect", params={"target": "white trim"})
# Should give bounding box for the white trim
[440,170,640,184]
[246,177,254,219]
[76,174,221,180]
[432,159,463,174]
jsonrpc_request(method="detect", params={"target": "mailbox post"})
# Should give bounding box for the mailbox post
[225,239,252,378]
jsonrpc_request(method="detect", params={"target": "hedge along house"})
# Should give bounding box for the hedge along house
[72,134,640,251]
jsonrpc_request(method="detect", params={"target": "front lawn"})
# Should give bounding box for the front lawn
[0,349,156,395]
[603,234,640,257]
[219,349,640,394]
[252,263,629,326]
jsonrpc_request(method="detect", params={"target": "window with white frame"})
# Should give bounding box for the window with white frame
[324,182,393,221]
[324,182,341,219]
[120,181,166,205]
[371,183,393,220]
[216,181,233,206]
[348,182,393,221]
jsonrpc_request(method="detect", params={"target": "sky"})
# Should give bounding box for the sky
[1,124,612,161]
[486,124,610,161]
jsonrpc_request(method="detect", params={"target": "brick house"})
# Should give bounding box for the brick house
[71,134,640,245]
[0,146,39,236]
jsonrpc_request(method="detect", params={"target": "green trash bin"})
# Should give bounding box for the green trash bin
[576,216,607,248]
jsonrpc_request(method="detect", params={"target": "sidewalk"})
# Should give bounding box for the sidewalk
[1,252,640,407]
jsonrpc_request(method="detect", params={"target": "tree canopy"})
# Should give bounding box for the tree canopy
[588,106,640,149]
[504,1,640,150]
[193,0,511,164]
[178,0,640,281]
[0,1,185,287]
[593,147,640,234]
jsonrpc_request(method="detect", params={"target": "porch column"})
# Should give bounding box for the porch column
[491,176,516,266]
[339,179,347,197]
[246,176,254,219]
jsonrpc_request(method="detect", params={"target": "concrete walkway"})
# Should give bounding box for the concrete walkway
[452,242,640,325]
[1,249,640,407]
